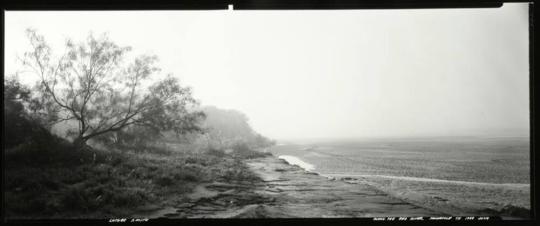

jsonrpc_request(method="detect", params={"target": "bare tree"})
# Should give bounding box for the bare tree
[21,29,205,148]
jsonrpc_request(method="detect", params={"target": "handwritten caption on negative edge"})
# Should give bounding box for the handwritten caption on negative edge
[373,216,493,221]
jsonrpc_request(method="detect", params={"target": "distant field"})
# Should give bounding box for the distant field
[269,137,531,215]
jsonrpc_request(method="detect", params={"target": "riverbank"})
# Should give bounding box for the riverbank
[241,156,445,217]
[6,145,527,219]
[143,155,445,218]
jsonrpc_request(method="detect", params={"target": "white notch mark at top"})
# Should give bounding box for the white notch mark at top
[228,4,234,10]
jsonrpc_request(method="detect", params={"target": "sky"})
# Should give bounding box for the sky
[4,3,530,140]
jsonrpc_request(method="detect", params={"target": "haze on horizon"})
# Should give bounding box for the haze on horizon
[4,3,530,141]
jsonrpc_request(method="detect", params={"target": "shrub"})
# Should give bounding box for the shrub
[205,147,227,158]
[230,142,272,159]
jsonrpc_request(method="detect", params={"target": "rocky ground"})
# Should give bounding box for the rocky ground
[138,156,445,218]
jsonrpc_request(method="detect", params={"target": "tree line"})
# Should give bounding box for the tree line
[5,29,273,152]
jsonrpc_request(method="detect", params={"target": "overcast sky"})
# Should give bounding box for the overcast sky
[5,3,530,140]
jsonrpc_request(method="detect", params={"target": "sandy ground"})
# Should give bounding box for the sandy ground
[138,156,445,218]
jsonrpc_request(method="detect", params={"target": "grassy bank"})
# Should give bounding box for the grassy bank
[4,136,272,219]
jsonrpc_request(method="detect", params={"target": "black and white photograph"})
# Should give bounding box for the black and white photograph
[2,1,532,221]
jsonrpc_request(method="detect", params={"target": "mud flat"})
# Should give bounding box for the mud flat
[242,156,444,218]
[267,141,531,219]
[142,156,445,218]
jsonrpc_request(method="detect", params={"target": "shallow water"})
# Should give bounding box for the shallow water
[278,155,315,171]
[269,137,531,216]
[323,174,529,189]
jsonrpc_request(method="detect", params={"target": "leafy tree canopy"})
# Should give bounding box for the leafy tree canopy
[21,29,205,147]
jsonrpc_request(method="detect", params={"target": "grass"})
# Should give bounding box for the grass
[4,136,269,218]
